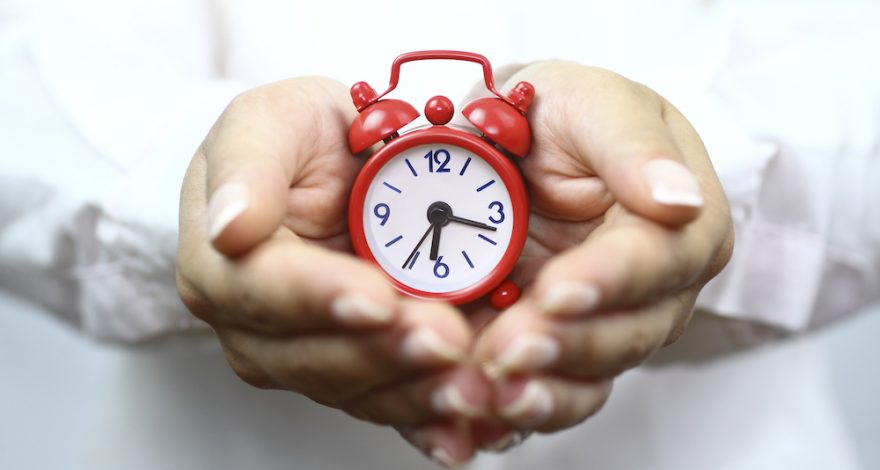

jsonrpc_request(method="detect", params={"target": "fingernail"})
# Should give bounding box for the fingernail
[541,282,601,316]
[431,383,484,418]
[499,381,554,428]
[430,448,471,468]
[331,294,393,326]
[642,159,704,207]
[207,183,248,240]
[401,327,465,364]
[482,431,528,453]
[485,333,559,376]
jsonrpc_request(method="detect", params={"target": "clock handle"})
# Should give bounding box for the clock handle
[376,50,511,104]
[350,50,535,156]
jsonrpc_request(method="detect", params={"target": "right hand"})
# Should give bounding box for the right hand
[175,77,489,463]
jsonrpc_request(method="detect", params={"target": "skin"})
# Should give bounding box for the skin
[176,61,733,466]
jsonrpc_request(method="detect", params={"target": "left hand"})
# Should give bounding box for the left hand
[459,61,733,448]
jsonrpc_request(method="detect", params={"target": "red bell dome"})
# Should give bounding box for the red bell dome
[348,82,419,154]
[462,81,535,157]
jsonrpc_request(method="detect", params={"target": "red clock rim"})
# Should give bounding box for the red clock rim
[348,126,529,305]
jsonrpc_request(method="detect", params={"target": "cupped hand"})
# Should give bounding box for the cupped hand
[468,61,733,438]
[175,78,491,463]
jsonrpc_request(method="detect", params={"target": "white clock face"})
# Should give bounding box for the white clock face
[362,143,514,294]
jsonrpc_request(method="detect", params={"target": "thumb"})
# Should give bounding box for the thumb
[529,64,705,226]
[578,85,703,226]
[205,151,289,256]
[202,78,353,255]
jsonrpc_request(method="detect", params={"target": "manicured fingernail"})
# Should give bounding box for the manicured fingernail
[499,381,554,428]
[431,383,484,418]
[642,159,703,207]
[430,448,470,468]
[207,183,248,240]
[485,333,559,377]
[401,327,465,364]
[331,294,393,326]
[482,431,528,453]
[541,282,601,316]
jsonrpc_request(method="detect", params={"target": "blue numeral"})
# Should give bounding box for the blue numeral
[424,149,451,173]
[433,256,450,278]
[488,201,505,224]
[373,203,390,225]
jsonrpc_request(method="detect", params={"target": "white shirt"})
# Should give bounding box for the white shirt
[1,0,878,468]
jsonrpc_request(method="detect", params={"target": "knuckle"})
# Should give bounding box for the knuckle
[704,223,735,282]
[620,323,658,368]
[175,269,213,321]
[219,338,272,389]
[546,384,611,433]
[230,359,270,389]
[664,296,697,346]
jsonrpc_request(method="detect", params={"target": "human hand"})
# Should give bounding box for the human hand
[466,62,733,441]
[175,78,494,461]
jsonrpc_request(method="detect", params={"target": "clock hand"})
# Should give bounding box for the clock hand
[430,222,442,261]
[446,214,498,232]
[402,223,435,269]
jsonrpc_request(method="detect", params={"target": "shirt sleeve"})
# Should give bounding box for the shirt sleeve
[688,2,880,332]
[0,1,244,341]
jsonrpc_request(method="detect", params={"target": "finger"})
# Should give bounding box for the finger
[344,365,491,426]
[516,63,705,226]
[201,77,356,255]
[476,296,691,379]
[197,238,401,332]
[218,299,473,398]
[528,211,722,316]
[494,376,612,433]
[397,422,477,468]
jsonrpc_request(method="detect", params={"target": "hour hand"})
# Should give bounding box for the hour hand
[447,214,497,231]
[430,222,442,260]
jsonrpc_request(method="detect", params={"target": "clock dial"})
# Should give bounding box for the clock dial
[362,143,514,294]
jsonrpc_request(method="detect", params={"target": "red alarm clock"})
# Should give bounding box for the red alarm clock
[347,51,534,310]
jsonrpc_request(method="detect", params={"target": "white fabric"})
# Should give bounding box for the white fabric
[0,0,878,468]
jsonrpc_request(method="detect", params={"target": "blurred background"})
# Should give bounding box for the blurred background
[1,0,878,468]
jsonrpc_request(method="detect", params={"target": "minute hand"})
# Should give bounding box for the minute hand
[447,215,497,231]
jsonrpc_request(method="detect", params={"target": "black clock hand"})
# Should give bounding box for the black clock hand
[446,214,498,232]
[402,223,435,269]
[430,222,442,261]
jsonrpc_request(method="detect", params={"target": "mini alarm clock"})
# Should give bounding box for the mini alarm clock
[347,50,535,310]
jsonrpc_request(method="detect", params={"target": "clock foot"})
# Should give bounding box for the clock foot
[490,280,520,310]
